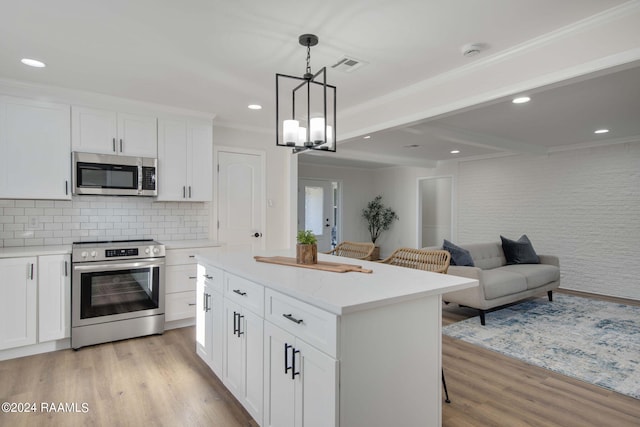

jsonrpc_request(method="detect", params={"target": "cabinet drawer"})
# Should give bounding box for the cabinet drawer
[166,246,222,266]
[224,273,264,316]
[199,263,224,294]
[166,264,197,293]
[265,289,338,357]
[166,291,197,321]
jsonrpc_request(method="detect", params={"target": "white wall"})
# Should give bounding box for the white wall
[455,141,640,300]
[298,162,376,245]
[213,125,294,250]
[370,166,435,258]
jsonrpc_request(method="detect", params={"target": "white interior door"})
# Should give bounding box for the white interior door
[217,150,265,253]
[298,179,334,252]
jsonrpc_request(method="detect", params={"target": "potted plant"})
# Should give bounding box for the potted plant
[362,195,399,260]
[296,229,318,264]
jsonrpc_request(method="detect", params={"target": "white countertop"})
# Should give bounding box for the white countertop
[161,239,224,249]
[198,250,478,315]
[0,245,71,258]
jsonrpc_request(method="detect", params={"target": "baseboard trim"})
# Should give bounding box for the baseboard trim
[558,288,640,306]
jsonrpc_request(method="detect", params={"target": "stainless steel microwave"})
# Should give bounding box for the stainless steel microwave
[72,152,157,196]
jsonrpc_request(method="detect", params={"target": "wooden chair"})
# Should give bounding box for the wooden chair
[379,247,452,402]
[324,241,376,260]
[378,247,451,273]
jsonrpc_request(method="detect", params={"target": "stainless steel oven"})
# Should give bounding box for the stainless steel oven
[71,240,165,349]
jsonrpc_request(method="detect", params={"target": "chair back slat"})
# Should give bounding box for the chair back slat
[325,241,376,260]
[379,248,451,274]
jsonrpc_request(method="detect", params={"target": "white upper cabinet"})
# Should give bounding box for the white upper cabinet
[0,96,71,200]
[157,117,213,201]
[71,106,157,157]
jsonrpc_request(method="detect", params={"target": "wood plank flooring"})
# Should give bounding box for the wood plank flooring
[1,291,638,426]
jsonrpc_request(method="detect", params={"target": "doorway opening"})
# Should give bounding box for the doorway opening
[297,178,340,252]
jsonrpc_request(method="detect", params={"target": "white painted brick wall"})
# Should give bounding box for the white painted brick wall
[457,141,640,300]
[0,196,209,246]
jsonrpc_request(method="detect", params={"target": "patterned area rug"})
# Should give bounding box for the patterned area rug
[442,293,640,399]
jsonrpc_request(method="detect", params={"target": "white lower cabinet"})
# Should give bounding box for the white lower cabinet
[0,257,37,350]
[223,297,264,423]
[196,263,224,375]
[165,245,222,322]
[38,255,71,342]
[0,254,71,351]
[263,321,337,427]
[197,257,447,427]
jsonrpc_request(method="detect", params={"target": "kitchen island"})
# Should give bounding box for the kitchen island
[196,251,478,427]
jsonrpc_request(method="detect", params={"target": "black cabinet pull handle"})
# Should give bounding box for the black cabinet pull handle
[283,313,303,324]
[233,289,247,296]
[112,138,116,152]
[284,343,293,375]
[237,314,244,336]
[119,139,123,152]
[291,348,301,379]
[233,311,239,336]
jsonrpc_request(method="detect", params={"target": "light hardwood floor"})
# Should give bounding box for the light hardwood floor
[1,292,638,426]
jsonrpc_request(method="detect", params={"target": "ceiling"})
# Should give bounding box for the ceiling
[2,0,638,168]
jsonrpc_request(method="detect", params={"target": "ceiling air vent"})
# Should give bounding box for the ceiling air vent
[331,56,367,73]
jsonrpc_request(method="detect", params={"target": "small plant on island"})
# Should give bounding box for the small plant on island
[296,230,318,264]
[296,229,318,245]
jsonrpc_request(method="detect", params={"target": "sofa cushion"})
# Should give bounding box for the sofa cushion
[463,243,506,270]
[500,264,560,289]
[443,239,475,266]
[500,234,540,264]
[482,269,528,300]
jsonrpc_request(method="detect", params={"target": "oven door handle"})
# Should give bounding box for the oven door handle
[73,259,165,272]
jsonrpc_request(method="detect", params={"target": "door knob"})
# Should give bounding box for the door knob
[252,232,263,238]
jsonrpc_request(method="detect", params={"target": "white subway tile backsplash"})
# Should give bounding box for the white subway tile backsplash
[0,196,209,247]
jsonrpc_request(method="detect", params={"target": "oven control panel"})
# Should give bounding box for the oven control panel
[106,248,139,257]
[72,240,166,262]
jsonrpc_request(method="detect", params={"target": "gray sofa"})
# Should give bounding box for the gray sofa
[437,242,560,325]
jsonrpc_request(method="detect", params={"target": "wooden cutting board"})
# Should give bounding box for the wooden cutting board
[254,256,373,274]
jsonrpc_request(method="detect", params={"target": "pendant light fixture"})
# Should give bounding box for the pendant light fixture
[276,34,337,153]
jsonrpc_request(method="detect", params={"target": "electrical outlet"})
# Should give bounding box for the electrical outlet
[26,216,39,230]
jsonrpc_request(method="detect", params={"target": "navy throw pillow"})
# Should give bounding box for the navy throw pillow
[443,239,475,267]
[500,234,540,264]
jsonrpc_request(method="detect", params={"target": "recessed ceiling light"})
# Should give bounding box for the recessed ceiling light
[247,104,262,110]
[21,58,46,68]
[450,150,460,154]
[363,135,371,139]
[594,129,609,134]
[512,96,530,104]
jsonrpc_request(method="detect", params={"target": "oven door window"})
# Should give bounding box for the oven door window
[80,267,160,319]
[77,162,138,190]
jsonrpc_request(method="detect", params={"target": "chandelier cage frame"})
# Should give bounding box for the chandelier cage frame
[275,34,337,154]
